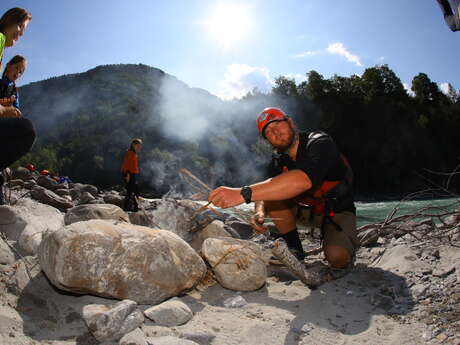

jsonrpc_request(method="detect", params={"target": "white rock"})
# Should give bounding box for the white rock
[82,300,144,343]
[202,237,266,291]
[119,327,148,345]
[64,204,129,225]
[38,220,206,304]
[223,295,247,308]
[0,198,65,254]
[144,298,193,326]
[190,220,232,252]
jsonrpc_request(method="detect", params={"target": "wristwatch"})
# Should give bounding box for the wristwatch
[240,186,252,204]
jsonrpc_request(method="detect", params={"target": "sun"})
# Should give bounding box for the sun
[204,2,251,48]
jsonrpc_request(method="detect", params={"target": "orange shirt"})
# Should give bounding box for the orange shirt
[121,150,139,174]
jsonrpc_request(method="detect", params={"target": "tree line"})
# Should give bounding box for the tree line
[14,64,460,199]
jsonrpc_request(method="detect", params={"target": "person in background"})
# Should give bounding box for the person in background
[0,55,27,109]
[121,138,143,212]
[0,8,34,205]
[436,0,460,31]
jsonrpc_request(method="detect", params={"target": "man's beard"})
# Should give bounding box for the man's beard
[272,126,297,152]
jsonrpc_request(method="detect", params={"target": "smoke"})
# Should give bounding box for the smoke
[19,63,320,196]
[144,71,314,198]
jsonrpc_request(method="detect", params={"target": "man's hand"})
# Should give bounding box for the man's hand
[250,211,267,234]
[0,105,22,118]
[208,186,244,209]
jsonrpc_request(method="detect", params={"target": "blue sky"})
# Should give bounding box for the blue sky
[2,0,458,99]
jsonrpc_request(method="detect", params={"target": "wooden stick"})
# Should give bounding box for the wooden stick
[179,168,212,192]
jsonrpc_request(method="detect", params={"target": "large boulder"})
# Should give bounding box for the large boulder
[103,193,124,208]
[190,220,232,252]
[0,198,65,254]
[30,185,74,210]
[38,220,207,304]
[202,237,267,291]
[64,204,129,225]
[147,199,216,243]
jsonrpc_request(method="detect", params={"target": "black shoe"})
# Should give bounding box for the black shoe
[288,247,306,261]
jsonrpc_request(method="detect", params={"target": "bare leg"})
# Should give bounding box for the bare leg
[264,200,305,260]
[264,199,297,234]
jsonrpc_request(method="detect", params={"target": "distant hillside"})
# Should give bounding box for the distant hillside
[14,63,460,198]
[16,64,278,196]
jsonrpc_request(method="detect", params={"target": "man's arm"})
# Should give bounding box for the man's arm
[208,170,312,209]
[251,170,312,202]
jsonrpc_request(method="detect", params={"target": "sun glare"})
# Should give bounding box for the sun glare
[204,2,251,48]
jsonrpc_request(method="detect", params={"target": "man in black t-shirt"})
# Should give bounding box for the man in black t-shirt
[208,107,359,269]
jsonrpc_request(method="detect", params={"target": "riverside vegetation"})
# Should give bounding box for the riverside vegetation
[13,63,460,199]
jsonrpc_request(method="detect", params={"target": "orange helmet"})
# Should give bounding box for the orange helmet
[256,107,288,137]
[40,170,49,175]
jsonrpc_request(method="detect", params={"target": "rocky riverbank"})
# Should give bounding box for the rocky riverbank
[0,167,459,345]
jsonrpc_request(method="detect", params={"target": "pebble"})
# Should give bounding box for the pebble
[223,295,247,308]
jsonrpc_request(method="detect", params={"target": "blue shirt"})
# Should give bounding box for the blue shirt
[0,75,19,109]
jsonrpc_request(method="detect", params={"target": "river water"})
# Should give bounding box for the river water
[355,198,459,227]
[229,198,459,228]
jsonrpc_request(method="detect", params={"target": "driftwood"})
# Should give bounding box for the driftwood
[179,169,322,288]
[357,196,460,247]
[270,238,321,288]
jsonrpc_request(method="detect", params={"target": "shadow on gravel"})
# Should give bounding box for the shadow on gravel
[268,263,413,345]
[198,263,414,345]
[16,272,116,343]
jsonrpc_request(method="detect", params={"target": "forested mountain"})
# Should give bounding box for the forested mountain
[15,64,460,199]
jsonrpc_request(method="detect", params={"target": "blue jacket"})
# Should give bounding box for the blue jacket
[0,75,19,109]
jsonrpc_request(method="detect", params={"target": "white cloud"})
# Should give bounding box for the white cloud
[327,42,363,67]
[439,82,451,95]
[403,82,415,97]
[215,64,274,100]
[294,50,321,58]
[285,73,307,84]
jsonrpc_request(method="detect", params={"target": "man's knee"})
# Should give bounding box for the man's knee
[324,245,351,268]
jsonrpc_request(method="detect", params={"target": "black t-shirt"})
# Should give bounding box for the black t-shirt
[267,131,355,212]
